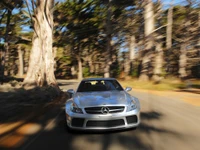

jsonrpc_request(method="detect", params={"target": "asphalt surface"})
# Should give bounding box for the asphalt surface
[1,80,200,150]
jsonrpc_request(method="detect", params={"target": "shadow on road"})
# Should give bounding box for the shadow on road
[46,111,180,150]
[57,81,79,87]
[175,89,200,95]
[0,101,182,150]
[0,82,182,150]
[0,81,73,150]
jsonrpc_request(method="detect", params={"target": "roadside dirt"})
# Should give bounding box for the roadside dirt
[0,82,67,123]
[0,81,69,149]
[133,88,200,106]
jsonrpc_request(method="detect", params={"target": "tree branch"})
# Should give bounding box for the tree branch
[31,0,35,12]
[0,1,14,11]
[25,0,33,24]
[152,24,167,33]
[0,9,7,25]
[25,0,40,38]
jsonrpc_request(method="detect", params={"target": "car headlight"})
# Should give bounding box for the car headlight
[127,99,137,112]
[70,102,83,114]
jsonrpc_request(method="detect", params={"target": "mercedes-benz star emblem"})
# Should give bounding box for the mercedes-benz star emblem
[101,107,109,114]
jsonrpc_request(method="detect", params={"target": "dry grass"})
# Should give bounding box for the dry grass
[118,78,200,91]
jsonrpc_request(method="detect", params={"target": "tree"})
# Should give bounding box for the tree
[166,2,173,50]
[139,0,155,81]
[0,0,23,84]
[23,0,60,92]
[54,0,105,79]
[152,0,164,81]
[104,0,112,78]
[122,0,143,77]
[172,1,200,79]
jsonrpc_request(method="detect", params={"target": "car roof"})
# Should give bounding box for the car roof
[81,78,116,81]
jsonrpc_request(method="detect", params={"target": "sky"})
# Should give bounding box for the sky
[2,0,198,36]
[160,0,191,7]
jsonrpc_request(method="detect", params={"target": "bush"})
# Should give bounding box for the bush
[83,67,90,77]
[131,69,138,78]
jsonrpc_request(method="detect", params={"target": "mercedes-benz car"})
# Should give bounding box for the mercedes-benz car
[65,78,140,131]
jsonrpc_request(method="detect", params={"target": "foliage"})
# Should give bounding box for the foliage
[83,67,90,77]
[131,69,138,78]
[119,78,188,91]
[110,61,120,78]
[0,0,200,81]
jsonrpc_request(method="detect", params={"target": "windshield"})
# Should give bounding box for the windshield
[77,80,124,92]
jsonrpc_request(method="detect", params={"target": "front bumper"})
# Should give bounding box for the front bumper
[65,109,140,130]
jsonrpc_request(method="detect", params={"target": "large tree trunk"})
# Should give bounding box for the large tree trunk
[139,0,155,81]
[198,11,200,46]
[88,56,94,74]
[152,0,164,81]
[166,4,173,74]
[152,42,163,82]
[166,5,173,50]
[77,56,83,80]
[129,35,136,61]
[17,45,24,77]
[0,9,12,84]
[129,35,136,75]
[179,44,187,79]
[124,34,136,76]
[24,0,58,90]
[123,52,129,75]
[104,0,112,78]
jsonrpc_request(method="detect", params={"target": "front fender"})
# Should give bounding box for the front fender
[65,99,73,114]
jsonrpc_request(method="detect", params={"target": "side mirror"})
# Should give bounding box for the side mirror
[67,89,75,98]
[125,87,132,92]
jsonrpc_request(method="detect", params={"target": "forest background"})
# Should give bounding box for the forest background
[0,0,200,93]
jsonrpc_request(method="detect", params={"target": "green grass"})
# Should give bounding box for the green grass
[118,78,200,91]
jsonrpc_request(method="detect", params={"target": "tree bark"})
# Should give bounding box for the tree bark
[152,42,163,82]
[88,56,94,74]
[198,11,200,46]
[123,52,129,75]
[77,56,83,80]
[24,0,58,91]
[144,0,154,49]
[139,0,155,81]
[166,5,173,50]
[128,35,136,76]
[0,9,12,84]
[129,35,136,61]
[17,45,24,77]
[104,0,112,78]
[179,44,187,79]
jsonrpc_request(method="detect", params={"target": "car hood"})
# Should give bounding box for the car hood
[73,91,131,107]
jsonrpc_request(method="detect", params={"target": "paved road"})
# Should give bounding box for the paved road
[1,80,200,150]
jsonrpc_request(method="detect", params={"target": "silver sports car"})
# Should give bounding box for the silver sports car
[65,78,140,131]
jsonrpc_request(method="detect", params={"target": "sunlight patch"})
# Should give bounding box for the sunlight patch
[0,121,25,135]
[44,119,56,131]
[0,134,25,148]
[16,123,41,135]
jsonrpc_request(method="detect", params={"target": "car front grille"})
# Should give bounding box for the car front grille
[85,106,125,114]
[86,119,125,127]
